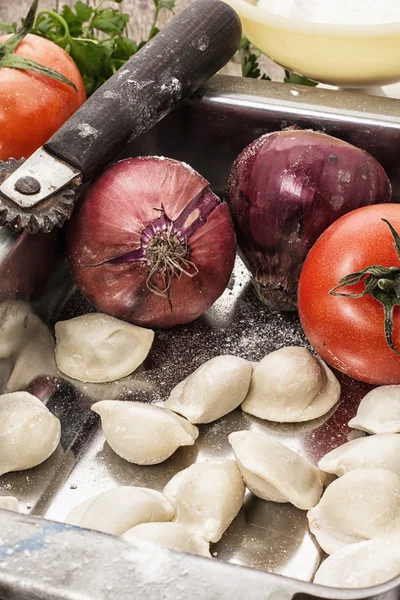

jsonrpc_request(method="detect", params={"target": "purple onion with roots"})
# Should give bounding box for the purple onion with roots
[225,129,392,311]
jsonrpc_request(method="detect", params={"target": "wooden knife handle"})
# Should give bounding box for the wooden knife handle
[44,0,241,181]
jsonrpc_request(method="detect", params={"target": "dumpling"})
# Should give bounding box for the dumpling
[92,401,198,465]
[165,355,253,424]
[0,392,61,476]
[319,434,400,477]
[0,496,19,512]
[314,540,400,588]
[0,301,57,392]
[349,386,400,434]
[55,313,154,383]
[123,522,211,557]
[241,346,340,422]
[65,486,174,535]
[307,469,400,555]
[163,460,244,543]
[229,430,325,509]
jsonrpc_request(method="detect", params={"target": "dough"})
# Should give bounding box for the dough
[314,540,400,588]
[241,346,341,422]
[123,522,211,557]
[0,496,19,512]
[163,460,244,543]
[65,486,174,535]
[0,301,57,391]
[165,355,253,424]
[319,434,400,477]
[92,401,198,465]
[55,313,154,383]
[0,392,61,476]
[229,430,325,509]
[349,386,400,434]
[307,469,400,555]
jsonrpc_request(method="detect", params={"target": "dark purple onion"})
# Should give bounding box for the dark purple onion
[225,129,392,311]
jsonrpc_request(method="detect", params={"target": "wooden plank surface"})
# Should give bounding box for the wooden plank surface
[0,0,283,78]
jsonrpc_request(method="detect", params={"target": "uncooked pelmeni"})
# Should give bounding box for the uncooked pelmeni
[319,434,400,477]
[314,540,400,589]
[55,313,154,383]
[165,355,253,424]
[0,392,61,476]
[92,401,198,465]
[229,430,325,509]
[65,486,174,535]
[163,460,244,543]
[241,347,341,423]
[349,386,400,434]
[0,496,19,512]
[308,469,400,555]
[123,522,211,557]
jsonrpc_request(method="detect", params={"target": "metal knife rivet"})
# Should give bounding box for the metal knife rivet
[14,176,41,195]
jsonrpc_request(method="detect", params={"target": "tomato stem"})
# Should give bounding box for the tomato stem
[329,219,400,355]
[0,0,77,91]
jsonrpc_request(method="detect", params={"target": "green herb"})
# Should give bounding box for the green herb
[0,0,77,90]
[284,70,318,87]
[0,0,175,96]
[240,37,270,80]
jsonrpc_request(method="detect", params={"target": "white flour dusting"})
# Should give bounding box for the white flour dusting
[257,0,400,25]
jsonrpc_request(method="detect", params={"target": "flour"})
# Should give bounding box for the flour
[257,0,400,25]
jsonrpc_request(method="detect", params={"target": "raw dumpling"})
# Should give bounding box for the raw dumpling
[349,386,400,434]
[55,313,154,383]
[241,346,341,422]
[0,392,61,476]
[123,522,211,557]
[319,434,400,477]
[0,496,19,512]
[65,486,174,535]
[314,540,400,588]
[163,460,244,543]
[165,355,253,424]
[307,469,400,555]
[229,430,325,509]
[92,401,198,465]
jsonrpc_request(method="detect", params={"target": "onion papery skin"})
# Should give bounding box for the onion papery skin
[67,157,236,328]
[225,130,392,311]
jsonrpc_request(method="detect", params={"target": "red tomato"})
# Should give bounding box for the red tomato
[298,204,400,385]
[0,34,86,161]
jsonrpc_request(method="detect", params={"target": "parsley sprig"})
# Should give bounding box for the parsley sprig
[0,0,175,96]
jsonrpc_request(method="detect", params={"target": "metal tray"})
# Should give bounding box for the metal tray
[0,75,399,600]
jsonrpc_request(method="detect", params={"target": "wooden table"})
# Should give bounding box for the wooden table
[0,0,283,79]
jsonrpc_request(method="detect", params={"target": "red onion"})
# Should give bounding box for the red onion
[67,157,236,328]
[225,129,392,311]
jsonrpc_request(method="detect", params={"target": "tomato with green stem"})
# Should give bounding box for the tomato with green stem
[0,0,86,162]
[298,204,400,385]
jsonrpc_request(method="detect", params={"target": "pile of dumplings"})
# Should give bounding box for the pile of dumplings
[3,307,400,593]
[91,346,341,466]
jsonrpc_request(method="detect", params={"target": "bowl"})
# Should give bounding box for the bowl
[224,0,400,87]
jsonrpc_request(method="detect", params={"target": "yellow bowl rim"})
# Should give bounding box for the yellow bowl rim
[225,0,400,37]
